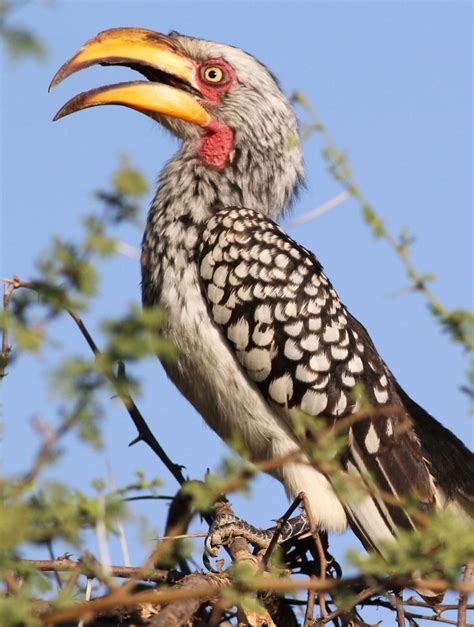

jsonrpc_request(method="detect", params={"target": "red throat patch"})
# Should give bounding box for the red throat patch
[199,120,234,171]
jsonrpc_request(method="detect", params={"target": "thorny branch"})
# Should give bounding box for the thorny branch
[2,276,186,487]
[300,492,328,623]
[459,562,474,627]
[23,558,170,584]
[0,280,15,381]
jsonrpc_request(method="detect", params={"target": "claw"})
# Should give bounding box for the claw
[203,549,219,573]
[204,531,219,558]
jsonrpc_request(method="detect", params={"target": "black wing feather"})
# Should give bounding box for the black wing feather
[199,206,438,549]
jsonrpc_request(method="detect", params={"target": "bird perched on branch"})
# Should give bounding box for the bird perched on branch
[51,28,473,571]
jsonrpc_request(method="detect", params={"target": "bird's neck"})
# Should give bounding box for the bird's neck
[149,137,303,227]
[141,139,303,304]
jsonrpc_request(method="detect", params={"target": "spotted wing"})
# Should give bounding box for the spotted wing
[199,206,437,549]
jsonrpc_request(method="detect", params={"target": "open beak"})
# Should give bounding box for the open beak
[50,27,211,127]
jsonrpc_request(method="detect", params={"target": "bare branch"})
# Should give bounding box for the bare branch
[286,190,351,228]
[0,280,15,382]
[24,558,169,584]
[458,562,474,627]
[2,276,186,487]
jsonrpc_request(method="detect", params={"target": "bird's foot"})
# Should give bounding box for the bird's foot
[204,499,311,569]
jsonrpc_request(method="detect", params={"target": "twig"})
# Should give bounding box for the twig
[459,562,473,627]
[14,400,88,494]
[23,559,170,583]
[321,585,382,624]
[261,495,302,569]
[301,492,328,621]
[2,277,186,487]
[226,536,277,627]
[357,595,474,622]
[95,491,111,577]
[304,588,316,627]
[394,592,406,627]
[77,578,93,627]
[46,541,62,590]
[115,240,140,260]
[107,463,131,567]
[67,303,186,486]
[286,190,351,228]
[0,281,15,381]
[155,532,207,541]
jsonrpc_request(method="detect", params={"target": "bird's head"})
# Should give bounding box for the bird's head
[51,28,303,217]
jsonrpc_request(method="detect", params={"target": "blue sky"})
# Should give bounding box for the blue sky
[1,1,472,622]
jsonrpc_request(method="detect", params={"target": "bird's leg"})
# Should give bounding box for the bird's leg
[204,497,311,567]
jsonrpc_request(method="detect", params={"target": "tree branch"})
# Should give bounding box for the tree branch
[2,277,186,487]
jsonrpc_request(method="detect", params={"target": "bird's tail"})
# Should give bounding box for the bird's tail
[394,381,474,518]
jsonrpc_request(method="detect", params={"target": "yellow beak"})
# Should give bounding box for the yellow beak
[50,27,211,127]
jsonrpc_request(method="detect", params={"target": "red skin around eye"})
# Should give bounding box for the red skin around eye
[196,58,237,170]
[195,58,238,102]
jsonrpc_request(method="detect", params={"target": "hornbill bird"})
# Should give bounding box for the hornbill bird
[51,28,474,575]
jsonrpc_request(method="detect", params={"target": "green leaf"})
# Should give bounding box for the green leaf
[0,26,46,62]
[112,155,149,198]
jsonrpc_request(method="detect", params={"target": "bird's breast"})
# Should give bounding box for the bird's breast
[141,218,348,532]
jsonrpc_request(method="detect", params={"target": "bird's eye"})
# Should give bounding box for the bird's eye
[201,65,225,84]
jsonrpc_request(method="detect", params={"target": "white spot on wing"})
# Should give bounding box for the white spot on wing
[207,284,224,304]
[228,318,250,350]
[342,372,356,387]
[253,283,266,299]
[301,390,327,416]
[212,305,231,324]
[269,374,293,404]
[284,339,303,360]
[259,249,272,265]
[255,304,272,324]
[284,321,303,337]
[312,373,330,389]
[301,334,320,352]
[213,265,228,287]
[339,330,350,347]
[331,346,348,360]
[307,300,322,315]
[235,261,249,278]
[348,355,363,374]
[237,286,252,301]
[275,303,288,321]
[374,388,389,404]
[285,301,297,317]
[308,317,322,331]
[289,271,303,285]
[365,424,380,454]
[241,347,271,375]
[272,267,287,281]
[304,284,318,296]
[334,392,347,415]
[323,325,339,343]
[253,325,274,346]
[200,252,214,280]
[309,352,331,372]
[275,253,289,268]
[296,364,317,383]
